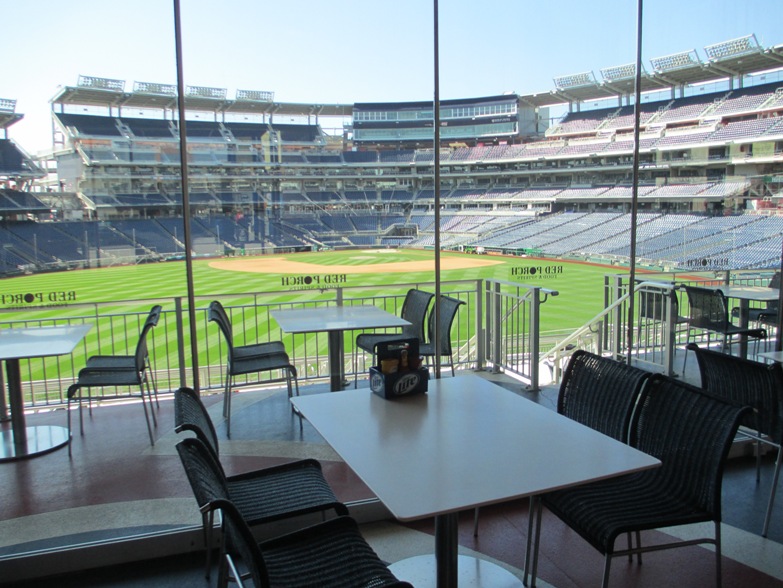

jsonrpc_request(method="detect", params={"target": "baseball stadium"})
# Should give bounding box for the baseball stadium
[1,2,783,586]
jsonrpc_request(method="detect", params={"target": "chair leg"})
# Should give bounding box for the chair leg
[524,496,543,587]
[635,530,642,564]
[715,520,722,588]
[145,358,160,407]
[601,555,612,588]
[139,384,155,446]
[223,376,233,438]
[143,377,157,427]
[67,395,73,456]
[473,507,479,537]
[353,347,359,389]
[202,510,213,579]
[222,376,231,418]
[762,445,782,537]
[756,439,762,484]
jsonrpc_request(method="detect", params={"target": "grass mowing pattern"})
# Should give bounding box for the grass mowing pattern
[0,251,614,392]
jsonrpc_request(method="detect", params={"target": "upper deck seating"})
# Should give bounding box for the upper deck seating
[121,117,176,138]
[180,120,224,139]
[56,113,122,137]
[223,122,267,141]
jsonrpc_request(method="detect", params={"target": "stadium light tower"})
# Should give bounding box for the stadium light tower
[133,81,177,96]
[553,71,597,89]
[705,34,761,61]
[600,63,641,82]
[236,89,274,102]
[650,49,700,72]
[77,75,125,92]
[186,85,228,99]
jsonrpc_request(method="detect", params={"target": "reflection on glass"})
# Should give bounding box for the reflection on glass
[0,0,780,576]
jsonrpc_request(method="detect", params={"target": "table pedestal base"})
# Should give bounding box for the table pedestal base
[389,554,522,588]
[0,425,69,462]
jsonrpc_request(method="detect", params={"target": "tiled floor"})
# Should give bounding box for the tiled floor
[1,366,782,587]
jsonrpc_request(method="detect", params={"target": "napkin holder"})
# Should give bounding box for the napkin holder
[369,338,428,399]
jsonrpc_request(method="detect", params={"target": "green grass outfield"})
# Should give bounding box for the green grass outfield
[0,250,623,391]
[0,249,616,331]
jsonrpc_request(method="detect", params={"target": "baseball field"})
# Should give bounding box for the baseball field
[0,249,615,331]
[0,249,621,393]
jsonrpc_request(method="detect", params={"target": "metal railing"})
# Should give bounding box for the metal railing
[1,278,562,413]
[540,269,780,384]
[483,279,559,390]
[4,268,777,413]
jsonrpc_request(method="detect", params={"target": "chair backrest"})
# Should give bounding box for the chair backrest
[400,289,434,340]
[208,498,271,587]
[426,295,465,355]
[687,342,783,440]
[134,304,162,372]
[683,285,729,331]
[209,300,236,359]
[174,387,222,462]
[557,350,650,443]
[629,373,746,518]
[176,437,231,511]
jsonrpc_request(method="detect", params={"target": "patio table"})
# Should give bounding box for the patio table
[271,305,410,391]
[0,324,91,461]
[291,374,659,587]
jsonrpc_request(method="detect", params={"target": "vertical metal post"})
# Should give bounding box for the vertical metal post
[664,289,677,376]
[173,0,200,391]
[529,287,541,391]
[625,0,644,362]
[433,0,442,378]
[474,279,485,370]
[175,297,188,387]
[492,281,502,373]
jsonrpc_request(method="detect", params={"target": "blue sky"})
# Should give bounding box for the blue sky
[1,0,780,153]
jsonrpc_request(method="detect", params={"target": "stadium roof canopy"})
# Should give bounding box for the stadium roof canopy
[50,35,783,117]
[51,76,352,119]
[519,35,783,108]
[0,98,23,131]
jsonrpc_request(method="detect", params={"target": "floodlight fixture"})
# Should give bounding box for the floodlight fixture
[133,81,177,95]
[704,34,760,61]
[236,89,274,102]
[0,98,16,112]
[650,49,700,72]
[77,75,125,92]
[186,85,227,99]
[553,71,596,89]
[601,63,640,82]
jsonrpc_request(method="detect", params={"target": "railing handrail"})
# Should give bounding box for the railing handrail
[541,279,677,379]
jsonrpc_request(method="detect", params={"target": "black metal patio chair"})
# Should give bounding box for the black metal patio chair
[688,342,783,537]
[419,294,465,376]
[527,373,747,588]
[209,498,413,588]
[175,433,349,578]
[474,350,651,536]
[354,288,433,386]
[82,304,162,405]
[67,310,160,452]
[682,284,767,370]
[209,300,299,437]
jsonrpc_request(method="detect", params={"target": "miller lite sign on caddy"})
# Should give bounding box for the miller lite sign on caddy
[369,338,429,399]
